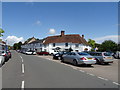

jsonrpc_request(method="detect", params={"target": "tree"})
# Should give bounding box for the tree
[13,43,18,50]
[0,28,5,37]
[18,42,22,49]
[118,44,120,51]
[88,39,96,51]
[100,40,117,52]
[13,42,23,50]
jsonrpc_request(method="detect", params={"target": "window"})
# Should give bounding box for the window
[103,52,111,56]
[75,44,79,48]
[75,50,79,52]
[65,43,68,47]
[71,52,76,55]
[53,43,55,47]
[78,52,89,56]
[40,44,42,47]
[44,44,46,48]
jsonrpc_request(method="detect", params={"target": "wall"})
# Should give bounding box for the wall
[21,42,91,54]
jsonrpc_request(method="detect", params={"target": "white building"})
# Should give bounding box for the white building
[21,31,91,54]
[0,40,6,50]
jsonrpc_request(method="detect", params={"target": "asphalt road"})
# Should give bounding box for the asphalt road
[2,50,120,89]
[39,55,118,82]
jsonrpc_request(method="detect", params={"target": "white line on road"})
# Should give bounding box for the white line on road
[97,76,108,81]
[21,81,25,89]
[79,70,85,73]
[87,73,95,76]
[103,78,108,81]
[22,64,25,74]
[20,56,24,63]
[113,82,120,86]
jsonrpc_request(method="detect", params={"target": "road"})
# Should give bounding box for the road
[39,55,118,83]
[2,50,120,89]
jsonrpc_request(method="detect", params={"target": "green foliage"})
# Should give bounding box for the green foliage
[88,39,118,52]
[0,28,5,37]
[88,39,95,48]
[13,41,22,50]
[118,44,120,51]
[99,40,117,52]
[88,39,96,51]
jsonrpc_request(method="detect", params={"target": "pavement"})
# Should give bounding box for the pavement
[1,50,120,89]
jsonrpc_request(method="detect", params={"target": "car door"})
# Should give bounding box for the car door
[69,52,77,63]
[63,52,71,62]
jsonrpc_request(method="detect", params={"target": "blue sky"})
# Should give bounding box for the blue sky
[1,2,118,45]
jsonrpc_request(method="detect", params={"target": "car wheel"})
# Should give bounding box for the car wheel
[104,62,109,65]
[100,61,104,65]
[96,58,100,64]
[87,64,92,67]
[73,60,78,66]
[58,57,61,60]
[61,58,64,63]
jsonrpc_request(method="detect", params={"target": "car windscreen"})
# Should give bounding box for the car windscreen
[78,52,90,56]
[103,52,111,56]
[89,53,102,56]
[28,50,34,52]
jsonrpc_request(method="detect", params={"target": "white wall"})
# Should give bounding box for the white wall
[46,43,91,54]
[21,42,91,54]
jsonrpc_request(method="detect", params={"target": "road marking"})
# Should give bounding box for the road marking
[72,67,78,70]
[103,78,108,81]
[87,73,95,76]
[22,64,25,74]
[20,56,24,63]
[113,82,120,86]
[97,76,108,81]
[79,70,85,73]
[21,81,25,89]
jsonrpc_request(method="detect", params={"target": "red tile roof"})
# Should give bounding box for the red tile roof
[44,34,89,45]
[2,41,6,44]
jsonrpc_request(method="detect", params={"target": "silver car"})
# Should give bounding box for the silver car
[0,51,5,67]
[61,52,96,66]
[88,52,113,64]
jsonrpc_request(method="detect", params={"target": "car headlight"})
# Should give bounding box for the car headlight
[55,54,59,56]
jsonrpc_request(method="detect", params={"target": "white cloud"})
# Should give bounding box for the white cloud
[5,36,24,46]
[36,20,41,25]
[49,28,56,35]
[94,35,120,44]
[34,20,41,26]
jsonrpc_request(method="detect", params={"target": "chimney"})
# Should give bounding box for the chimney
[82,34,84,38]
[61,31,65,36]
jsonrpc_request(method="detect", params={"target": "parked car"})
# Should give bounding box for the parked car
[7,50,12,58]
[0,50,9,62]
[113,51,120,59]
[37,51,49,55]
[22,50,27,54]
[61,52,96,66]
[0,54,5,67]
[53,51,68,60]
[25,50,36,55]
[86,52,113,64]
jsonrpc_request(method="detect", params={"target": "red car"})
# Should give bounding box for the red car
[7,51,12,58]
[37,51,49,55]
